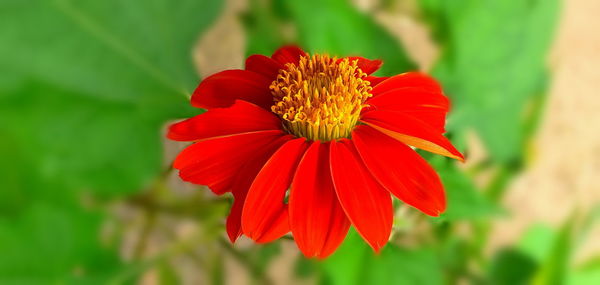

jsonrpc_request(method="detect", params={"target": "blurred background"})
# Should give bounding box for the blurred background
[1,0,599,284]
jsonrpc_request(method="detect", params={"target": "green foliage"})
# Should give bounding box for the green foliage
[518,224,557,263]
[532,220,574,285]
[430,157,500,221]
[0,0,223,282]
[420,0,561,162]
[0,203,125,284]
[243,0,415,74]
[319,230,443,285]
[243,0,290,56]
[488,248,538,285]
[569,259,600,285]
[284,0,415,75]
[511,221,574,285]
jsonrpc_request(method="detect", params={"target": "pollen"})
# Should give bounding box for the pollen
[270,54,372,141]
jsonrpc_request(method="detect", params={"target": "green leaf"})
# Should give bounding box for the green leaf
[420,0,560,162]
[569,259,600,285]
[0,203,126,284]
[0,0,222,194]
[319,230,443,285]
[532,220,574,285]
[488,248,538,285]
[243,0,289,56]
[429,157,500,221]
[0,82,165,197]
[517,224,556,263]
[515,222,574,285]
[0,0,221,100]
[0,0,223,282]
[282,0,415,75]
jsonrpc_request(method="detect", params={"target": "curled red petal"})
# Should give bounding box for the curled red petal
[271,45,307,66]
[174,131,289,194]
[191,70,273,110]
[371,72,442,97]
[344,56,382,75]
[245,54,284,80]
[361,110,464,161]
[353,125,446,216]
[290,142,350,259]
[167,100,282,141]
[329,139,393,252]
[241,138,310,242]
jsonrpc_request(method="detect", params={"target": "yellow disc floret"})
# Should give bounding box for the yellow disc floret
[270,54,372,141]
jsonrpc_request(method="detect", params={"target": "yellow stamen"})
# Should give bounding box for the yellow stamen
[270,54,372,141]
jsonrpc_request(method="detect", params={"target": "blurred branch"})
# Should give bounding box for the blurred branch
[109,228,211,285]
[485,166,520,203]
[218,237,274,285]
[133,209,157,260]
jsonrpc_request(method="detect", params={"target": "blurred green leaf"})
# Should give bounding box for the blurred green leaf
[0,0,222,195]
[518,224,556,263]
[437,237,470,283]
[243,0,289,56]
[243,0,415,74]
[488,248,538,285]
[0,0,222,282]
[515,221,574,285]
[420,0,560,162]
[0,82,164,197]
[0,203,126,284]
[320,230,443,285]
[569,258,600,285]
[429,157,499,221]
[532,219,574,285]
[281,0,415,75]
[0,0,221,101]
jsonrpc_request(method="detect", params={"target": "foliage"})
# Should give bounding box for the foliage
[0,0,222,282]
[420,0,560,162]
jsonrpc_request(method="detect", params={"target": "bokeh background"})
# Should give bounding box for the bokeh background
[1,0,599,284]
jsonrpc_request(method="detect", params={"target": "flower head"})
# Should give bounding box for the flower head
[168,46,464,258]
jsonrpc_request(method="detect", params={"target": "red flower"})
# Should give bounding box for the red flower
[168,46,464,258]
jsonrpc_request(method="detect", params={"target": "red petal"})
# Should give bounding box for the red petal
[245,54,284,80]
[290,142,350,258]
[353,125,446,216]
[329,139,393,252]
[229,198,291,243]
[361,110,464,161]
[365,76,389,87]
[225,135,292,242]
[174,131,290,194]
[367,87,449,112]
[344,56,382,75]
[364,87,450,132]
[241,138,310,242]
[399,110,447,132]
[271,45,307,66]
[371,72,442,97]
[191,70,273,110]
[167,100,282,141]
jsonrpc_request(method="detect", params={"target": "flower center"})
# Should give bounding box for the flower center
[270,54,372,141]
